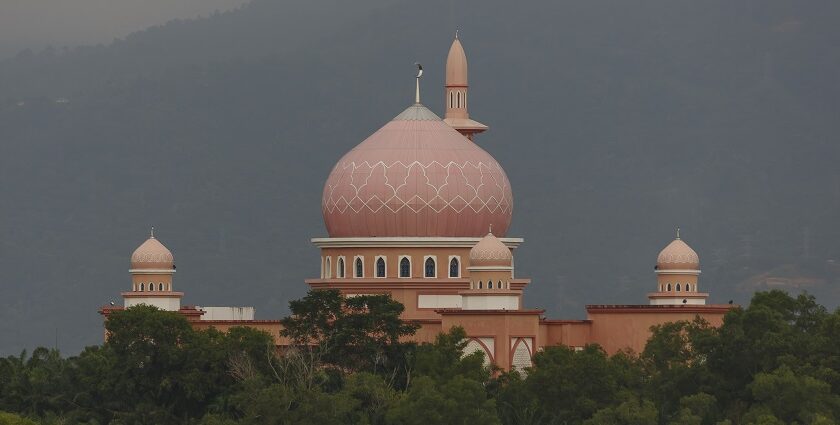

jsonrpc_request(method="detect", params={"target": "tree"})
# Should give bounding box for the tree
[748,365,839,424]
[584,395,658,425]
[386,376,500,425]
[280,290,418,381]
[411,327,489,385]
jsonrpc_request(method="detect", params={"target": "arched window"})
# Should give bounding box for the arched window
[463,91,467,107]
[399,257,411,278]
[686,283,691,292]
[338,258,345,278]
[488,281,493,289]
[148,283,153,292]
[449,257,459,277]
[325,257,331,279]
[676,283,681,292]
[498,281,503,289]
[159,283,164,291]
[456,91,461,108]
[449,91,454,108]
[376,257,386,278]
[139,283,145,292]
[666,283,672,291]
[424,257,436,277]
[355,258,363,278]
[478,281,483,289]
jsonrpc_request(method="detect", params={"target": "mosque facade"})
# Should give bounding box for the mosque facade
[100,36,733,371]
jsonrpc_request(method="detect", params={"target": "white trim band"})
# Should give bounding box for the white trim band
[311,237,523,249]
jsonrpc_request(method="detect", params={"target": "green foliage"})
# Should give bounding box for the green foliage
[0,411,38,425]
[280,290,418,380]
[4,290,840,425]
[386,376,500,425]
[511,345,625,423]
[584,394,658,425]
[411,326,489,384]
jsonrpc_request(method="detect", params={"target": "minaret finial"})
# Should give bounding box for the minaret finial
[676,227,680,239]
[489,224,493,235]
[414,63,423,104]
[455,29,459,39]
[150,226,155,238]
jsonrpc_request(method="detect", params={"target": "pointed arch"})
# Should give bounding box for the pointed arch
[511,338,533,372]
[449,256,460,278]
[355,257,364,278]
[424,256,436,278]
[399,256,411,278]
[325,257,332,279]
[338,257,345,278]
[376,256,386,278]
[463,339,492,367]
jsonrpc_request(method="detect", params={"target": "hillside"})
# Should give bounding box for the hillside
[1,0,839,354]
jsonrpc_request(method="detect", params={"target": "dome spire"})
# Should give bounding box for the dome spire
[150,226,155,238]
[415,63,423,104]
[676,227,680,239]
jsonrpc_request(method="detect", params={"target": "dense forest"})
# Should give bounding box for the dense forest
[2,0,840,355]
[1,289,839,424]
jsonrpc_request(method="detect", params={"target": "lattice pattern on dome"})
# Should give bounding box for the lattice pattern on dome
[131,251,174,263]
[470,246,512,261]
[323,160,512,215]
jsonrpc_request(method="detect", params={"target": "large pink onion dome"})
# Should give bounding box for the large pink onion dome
[470,232,513,267]
[130,232,174,270]
[322,103,513,237]
[656,236,699,270]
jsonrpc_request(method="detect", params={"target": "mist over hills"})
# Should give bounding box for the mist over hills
[1,0,839,355]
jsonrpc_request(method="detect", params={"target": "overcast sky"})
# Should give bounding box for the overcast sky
[0,0,249,59]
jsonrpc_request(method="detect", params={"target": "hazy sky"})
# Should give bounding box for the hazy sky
[0,0,249,59]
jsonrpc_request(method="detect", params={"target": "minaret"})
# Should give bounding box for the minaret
[443,33,488,141]
[648,229,709,305]
[122,229,183,311]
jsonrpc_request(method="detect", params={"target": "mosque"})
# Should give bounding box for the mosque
[100,36,734,371]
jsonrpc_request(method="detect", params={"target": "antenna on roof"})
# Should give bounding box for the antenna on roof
[415,63,423,104]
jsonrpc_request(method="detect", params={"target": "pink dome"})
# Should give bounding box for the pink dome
[322,104,513,237]
[470,232,512,267]
[656,238,699,270]
[130,236,174,270]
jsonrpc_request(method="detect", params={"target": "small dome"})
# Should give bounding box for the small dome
[446,37,468,86]
[470,232,512,267]
[130,235,174,270]
[656,238,699,270]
